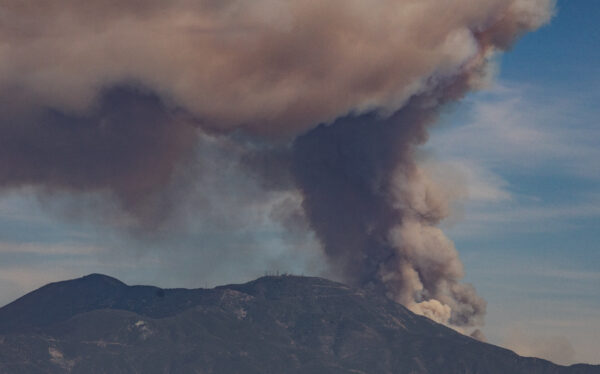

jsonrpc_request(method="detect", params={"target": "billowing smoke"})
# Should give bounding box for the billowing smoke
[0,85,199,226]
[291,77,490,327]
[0,0,554,329]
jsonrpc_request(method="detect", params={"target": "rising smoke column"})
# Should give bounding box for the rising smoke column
[0,0,554,329]
[292,76,486,327]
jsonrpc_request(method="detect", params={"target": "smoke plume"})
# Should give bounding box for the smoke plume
[0,0,554,329]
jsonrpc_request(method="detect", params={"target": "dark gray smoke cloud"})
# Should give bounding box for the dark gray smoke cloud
[0,85,199,227]
[0,0,555,330]
[292,76,488,327]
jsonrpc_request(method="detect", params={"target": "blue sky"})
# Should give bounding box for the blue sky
[0,0,598,366]
[426,0,600,364]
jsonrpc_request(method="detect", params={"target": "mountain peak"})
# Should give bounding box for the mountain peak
[78,273,127,285]
[0,273,130,333]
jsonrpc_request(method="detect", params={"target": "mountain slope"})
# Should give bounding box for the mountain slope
[0,274,597,374]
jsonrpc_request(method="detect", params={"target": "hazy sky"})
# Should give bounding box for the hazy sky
[0,0,598,366]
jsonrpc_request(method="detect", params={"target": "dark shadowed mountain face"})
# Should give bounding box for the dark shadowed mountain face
[0,274,597,374]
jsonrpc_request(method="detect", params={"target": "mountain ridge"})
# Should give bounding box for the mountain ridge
[0,274,598,374]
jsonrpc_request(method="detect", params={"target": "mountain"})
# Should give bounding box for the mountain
[0,274,597,374]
